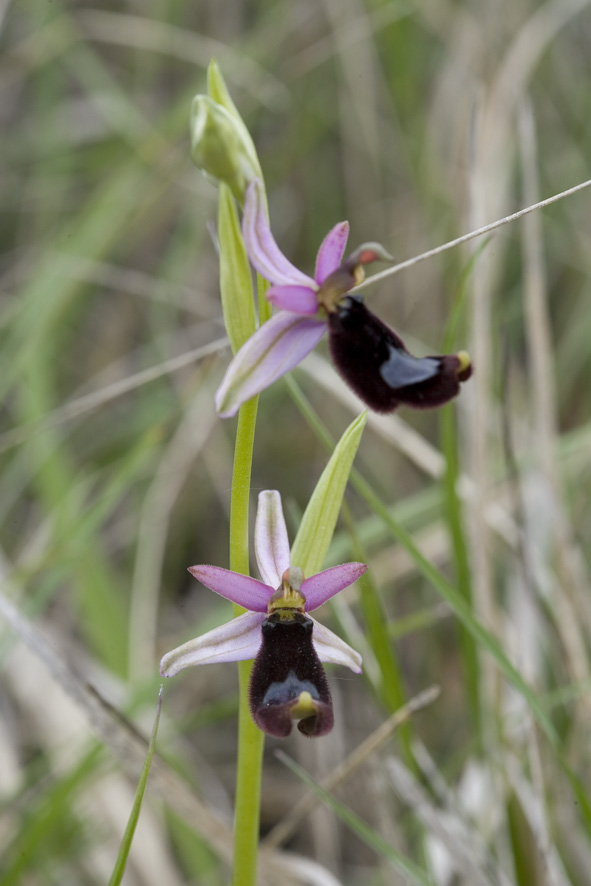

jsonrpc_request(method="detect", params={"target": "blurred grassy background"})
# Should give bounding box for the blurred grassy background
[1,0,591,883]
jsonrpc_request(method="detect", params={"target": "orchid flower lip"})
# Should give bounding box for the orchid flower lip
[327,295,473,413]
[159,491,365,736]
[249,610,335,737]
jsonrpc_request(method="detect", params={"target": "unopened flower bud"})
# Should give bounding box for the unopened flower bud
[190,95,258,203]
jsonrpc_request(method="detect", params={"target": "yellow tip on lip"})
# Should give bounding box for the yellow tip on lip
[290,690,317,719]
[456,350,471,373]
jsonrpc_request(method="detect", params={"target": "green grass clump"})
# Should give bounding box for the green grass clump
[1,1,591,883]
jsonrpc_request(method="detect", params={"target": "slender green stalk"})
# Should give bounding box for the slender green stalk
[440,403,482,749]
[341,502,417,773]
[229,395,264,886]
[440,245,485,751]
[108,688,163,886]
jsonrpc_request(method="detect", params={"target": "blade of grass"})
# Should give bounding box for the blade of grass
[440,246,488,750]
[108,686,164,886]
[0,747,102,885]
[341,500,416,771]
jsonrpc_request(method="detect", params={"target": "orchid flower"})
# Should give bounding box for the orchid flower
[160,490,366,738]
[215,179,472,417]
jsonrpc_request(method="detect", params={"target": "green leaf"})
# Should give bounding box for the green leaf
[108,687,163,886]
[218,183,257,354]
[291,411,367,575]
[441,261,482,747]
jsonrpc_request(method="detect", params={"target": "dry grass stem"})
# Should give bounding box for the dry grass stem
[354,177,591,291]
[386,757,514,886]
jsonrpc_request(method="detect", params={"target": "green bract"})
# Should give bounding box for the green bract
[291,411,367,576]
[218,184,256,354]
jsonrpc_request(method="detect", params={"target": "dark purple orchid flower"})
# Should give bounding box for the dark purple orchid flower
[160,490,366,738]
[215,179,472,417]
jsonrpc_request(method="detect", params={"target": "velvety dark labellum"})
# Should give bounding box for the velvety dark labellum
[327,295,472,413]
[249,610,333,738]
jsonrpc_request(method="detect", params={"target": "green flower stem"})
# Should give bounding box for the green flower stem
[229,395,264,886]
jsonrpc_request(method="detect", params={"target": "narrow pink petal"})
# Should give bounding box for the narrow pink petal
[188,564,272,612]
[160,612,265,676]
[215,311,327,418]
[314,221,350,285]
[311,618,363,673]
[242,180,315,287]
[301,562,367,610]
[267,284,319,315]
[255,490,290,588]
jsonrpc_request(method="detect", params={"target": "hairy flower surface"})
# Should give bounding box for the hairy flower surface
[215,179,472,417]
[160,490,366,737]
